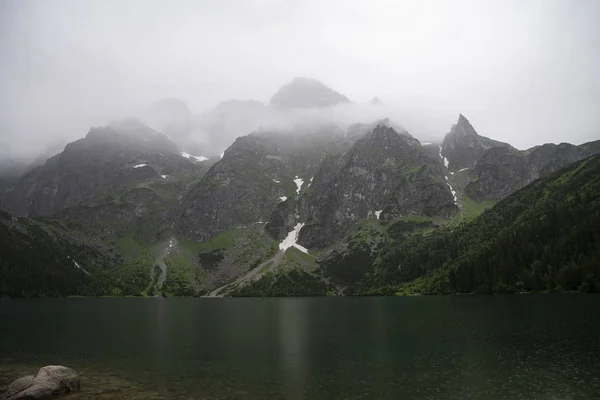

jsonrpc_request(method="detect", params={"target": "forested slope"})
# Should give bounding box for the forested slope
[363,154,600,294]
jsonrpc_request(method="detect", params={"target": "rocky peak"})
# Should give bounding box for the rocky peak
[345,119,411,142]
[0,121,203,217]
[269,77,350,109]
[441,114,514,171]
[297,125,457,248]
[175,128,351,242]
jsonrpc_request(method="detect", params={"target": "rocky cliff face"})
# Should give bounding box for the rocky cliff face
[465,140,600,202]
[270,77,350,109]
[175,127,352,241]
[1,120,206,217]
[57,187,172,242]
[297,125,457,248]
[441,114,513,171]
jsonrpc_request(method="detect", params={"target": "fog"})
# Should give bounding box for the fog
[1,0,599,160]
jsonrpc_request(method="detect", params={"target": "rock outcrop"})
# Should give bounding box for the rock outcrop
[176,128,351,242]
[1,120,206,217]
[298,125,457,248]
[441,114,513,171]
[465,140,600,202]
[1,365,80,400]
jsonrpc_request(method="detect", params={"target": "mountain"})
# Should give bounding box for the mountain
[465,140,600,202]
[175,125,349,242]
[0,210,119,297]
[369,154,600,294]
[1,106,598,298]
[1,120,208,217]
[236,154,600,296]
[441,114,514,171]
[297,124,457,248]
[270,77,350,109]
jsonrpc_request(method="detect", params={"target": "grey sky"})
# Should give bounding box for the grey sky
[1,0,599,157]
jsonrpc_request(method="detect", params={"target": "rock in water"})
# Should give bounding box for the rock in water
[1,365,80,400]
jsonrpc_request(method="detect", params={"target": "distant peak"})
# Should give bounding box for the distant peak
[369,97,383,105]
[270,77,350,109]
[457,113,469,125]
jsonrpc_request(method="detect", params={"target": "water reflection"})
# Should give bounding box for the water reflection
[278,299,308,400]
[151,297,168,393]
[2,296,600,399]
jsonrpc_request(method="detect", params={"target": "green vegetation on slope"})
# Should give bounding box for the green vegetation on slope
[360,155,600,295]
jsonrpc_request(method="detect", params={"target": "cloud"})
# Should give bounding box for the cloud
[0,0,598,158]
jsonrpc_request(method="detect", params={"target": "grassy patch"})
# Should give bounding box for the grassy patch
[115,232,155,258]
[148,182,177,201]
[460,195,495,220]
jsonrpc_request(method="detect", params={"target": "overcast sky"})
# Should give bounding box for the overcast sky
[1,0,599,157]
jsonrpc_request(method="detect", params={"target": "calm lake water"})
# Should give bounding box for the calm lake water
[1,296,599,399]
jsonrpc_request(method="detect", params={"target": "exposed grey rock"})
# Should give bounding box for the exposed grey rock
[176,128,352,241]
[57,187,172,242]
[270,77,350,109]
[441,114,513,171]
[381,164,458,221]
[265,198,298,241]
[1,120,205,217]
[1,365,80,400]
[298,125,457,248]
[465,140,600,202]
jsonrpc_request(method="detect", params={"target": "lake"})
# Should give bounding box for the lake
[1,296,599,399]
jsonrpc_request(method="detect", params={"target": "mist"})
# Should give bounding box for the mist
[1,0,599,160]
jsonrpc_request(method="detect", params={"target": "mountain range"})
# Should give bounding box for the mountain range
[1,78,599,297]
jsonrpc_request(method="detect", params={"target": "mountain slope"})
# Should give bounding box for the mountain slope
[1,120,207,217]
[465,140,600,202]
[368,154,600,294]
[441,114,514,171]
[0,211,119,297]
[297,124,458,248]
[175,127,350,242]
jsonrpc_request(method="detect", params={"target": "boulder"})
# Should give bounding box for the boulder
[1,365,80,400]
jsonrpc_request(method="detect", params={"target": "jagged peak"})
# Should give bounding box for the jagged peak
[451,113,478,137]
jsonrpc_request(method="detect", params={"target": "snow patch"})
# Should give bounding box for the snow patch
[72,259,90,275]
[421,142,432,145]
[444,176,458,204]
[181,151,208,162]
[438,145,450,168]
[279,223,308,253]
[272,179,280,183]
[133,163,147,168]
[161,175,168,179]
[279,196,287,202]
[458,167,470,172]
[375,210,383,219]
[219,152,224,159]
[294,176,304,194]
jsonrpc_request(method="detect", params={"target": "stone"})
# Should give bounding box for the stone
[1,365,80,400]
